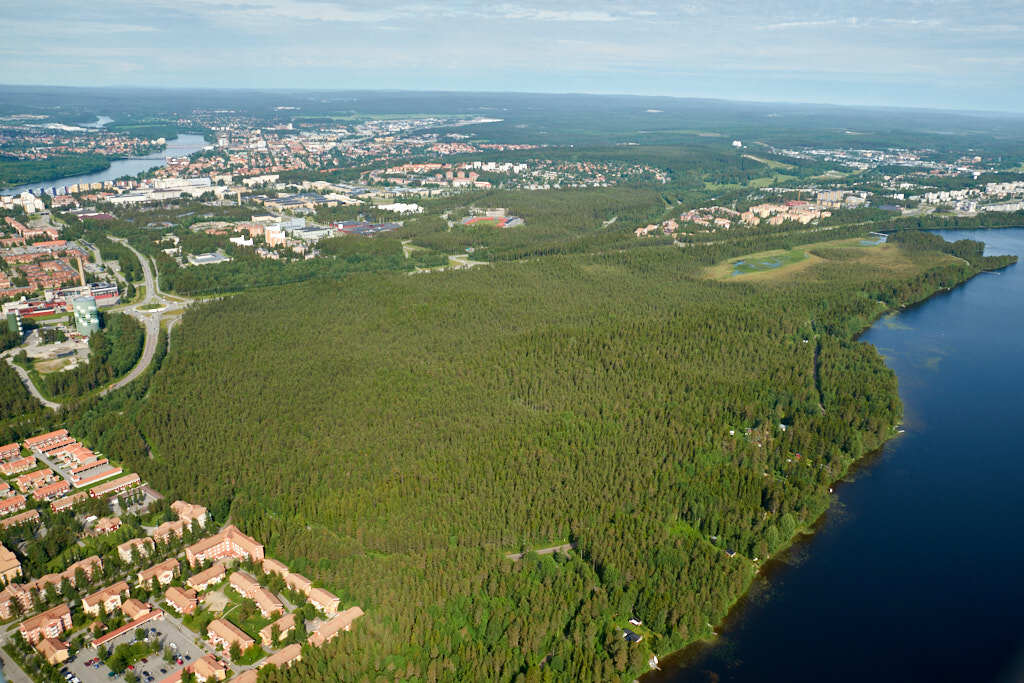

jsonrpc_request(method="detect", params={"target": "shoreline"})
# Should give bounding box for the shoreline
[641,247,1018,681]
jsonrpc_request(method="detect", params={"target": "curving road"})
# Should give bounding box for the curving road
[8,238,191,410]
[99,237,190,396]
[3,351,62,411]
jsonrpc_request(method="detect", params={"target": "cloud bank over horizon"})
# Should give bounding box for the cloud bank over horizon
[5,0,1024,112]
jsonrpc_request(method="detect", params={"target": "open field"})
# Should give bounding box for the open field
[704,236,959,282]
[742,153,794,170]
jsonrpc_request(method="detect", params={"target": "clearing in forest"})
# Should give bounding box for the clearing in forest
[704,235,954,282]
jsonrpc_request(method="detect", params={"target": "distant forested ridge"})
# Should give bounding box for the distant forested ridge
[66,230,1012,682]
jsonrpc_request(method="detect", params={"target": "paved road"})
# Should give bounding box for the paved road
[5,238,192,409]
[3,351,62,410]
[0,634,33,683]
[99,238,191,397]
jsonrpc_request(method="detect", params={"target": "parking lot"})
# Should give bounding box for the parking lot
[63,615,211,683]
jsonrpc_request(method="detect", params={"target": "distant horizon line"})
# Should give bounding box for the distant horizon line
[2,82,1023,119]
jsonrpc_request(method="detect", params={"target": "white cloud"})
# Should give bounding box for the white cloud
[496,6,619,22]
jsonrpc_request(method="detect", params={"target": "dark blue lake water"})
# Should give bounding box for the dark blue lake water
[651,228,1024,683]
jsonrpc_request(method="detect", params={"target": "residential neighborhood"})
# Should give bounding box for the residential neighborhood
[0,428,363,683]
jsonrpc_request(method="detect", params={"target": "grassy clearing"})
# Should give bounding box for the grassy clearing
[704,247,811,280]
[742,154,794,170]
[33,358,73,374]
[704,236,960,283]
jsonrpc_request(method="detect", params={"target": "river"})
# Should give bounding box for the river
[650,228,1024,683]
[2,133,208,196]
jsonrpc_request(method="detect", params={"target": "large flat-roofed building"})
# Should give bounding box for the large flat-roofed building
[73,296,99,335]
[185,525,264,566]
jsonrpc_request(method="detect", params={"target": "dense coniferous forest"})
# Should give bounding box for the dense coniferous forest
[64,230,1013,682]
[0,154,110,190]
[41,313,143,398]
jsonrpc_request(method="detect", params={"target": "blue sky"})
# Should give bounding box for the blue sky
[4,0,1024,112]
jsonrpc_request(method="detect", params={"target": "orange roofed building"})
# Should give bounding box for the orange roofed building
[187,563,226,591]
[185,525,264,566]
[207,618,254,651]
[165,586,199,615]
[19,603,71,644]
[308,606,364,647]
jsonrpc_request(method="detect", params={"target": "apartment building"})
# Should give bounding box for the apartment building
[82,581,130,616]
[171,500,209,528]
[51,491,88,513]
[308,606,364,647]
[229,571,283,618]
[258,612,295,647]
[151,518,188,543]
[138,558,179,587]
[36,636,69,666]
[121,598,151,621]
[309,587,340,615]
[0,544,22,583]
[90,473,141,498]
[0,508,37,528]
[22,429,69,451]
[207,618,254,651]
[261,642,302,669]
[1,457,37,476]
[19,603,72,644]
[185,525,264,566]
[117,537,155,563]
[165,586,199,615]
[0,495,27,517]
[187,563,226,592]
[33,480,70,501]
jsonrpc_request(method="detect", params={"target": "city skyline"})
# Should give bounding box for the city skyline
[4,0,1024,113]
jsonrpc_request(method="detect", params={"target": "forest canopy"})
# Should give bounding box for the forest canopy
[67,232,1005,682]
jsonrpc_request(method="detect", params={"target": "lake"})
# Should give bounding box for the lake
[650,228,1024,683]
[2,133,208,196]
